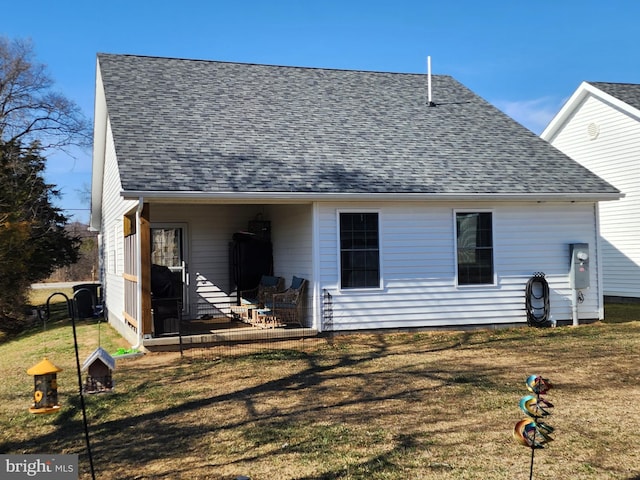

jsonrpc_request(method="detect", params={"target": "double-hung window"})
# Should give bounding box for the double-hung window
[456,211,494,285]
[340,212,380,289]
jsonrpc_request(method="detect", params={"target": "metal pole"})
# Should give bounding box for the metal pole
[45,293,96,480]
[528,387,544,480]
[71,291,96,480]
[529,443,535,480]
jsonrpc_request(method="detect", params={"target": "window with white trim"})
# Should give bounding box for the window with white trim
[340,212,380,289]
[456,211,494,285]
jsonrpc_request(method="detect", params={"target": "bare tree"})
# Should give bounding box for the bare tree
[0,36,91,150]
[0,37,89,330]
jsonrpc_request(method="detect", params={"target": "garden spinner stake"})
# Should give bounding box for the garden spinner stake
[513,375,554,480]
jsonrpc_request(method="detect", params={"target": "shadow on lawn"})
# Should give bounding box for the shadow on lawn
[0,336,486,478]
[292,433,421,480]
[4,326,635,479]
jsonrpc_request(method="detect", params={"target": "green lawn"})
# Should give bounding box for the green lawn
[604,301,640,323]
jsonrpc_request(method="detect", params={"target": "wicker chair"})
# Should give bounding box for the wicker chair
[240,275,285,308]
[270,276,307,327]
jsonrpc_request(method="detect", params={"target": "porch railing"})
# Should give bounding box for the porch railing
[123,223,139,331]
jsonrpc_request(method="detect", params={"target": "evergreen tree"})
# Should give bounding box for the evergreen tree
[0,140,80,321]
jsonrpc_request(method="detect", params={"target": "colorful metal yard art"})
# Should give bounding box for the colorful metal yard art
[513,375,554,479]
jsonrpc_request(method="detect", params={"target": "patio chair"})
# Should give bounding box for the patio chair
[240,275,285,308]
[270,276,307,327]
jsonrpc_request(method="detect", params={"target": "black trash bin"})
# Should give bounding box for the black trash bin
[73,283,102,319]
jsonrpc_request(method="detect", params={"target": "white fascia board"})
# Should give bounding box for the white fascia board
[122,190,623,203]
[541,81,591,141]
[542,81,640,141]
[90,59,107,232]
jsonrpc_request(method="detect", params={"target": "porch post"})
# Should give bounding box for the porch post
[140,203,152,335]
[312,201,321,332]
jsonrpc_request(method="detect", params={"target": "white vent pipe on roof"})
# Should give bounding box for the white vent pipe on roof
[427,56,436,107]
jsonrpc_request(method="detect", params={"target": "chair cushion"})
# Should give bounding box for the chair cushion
[261,275,281,287]
[290,276,304,290]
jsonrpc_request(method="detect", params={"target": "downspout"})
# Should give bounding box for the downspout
[594,202,605,320]
[132,197,144,349]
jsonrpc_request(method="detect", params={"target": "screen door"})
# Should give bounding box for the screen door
[151,225,189,315]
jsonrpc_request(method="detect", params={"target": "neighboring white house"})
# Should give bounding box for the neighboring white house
[90,54,620,347]
[542,82,640,300]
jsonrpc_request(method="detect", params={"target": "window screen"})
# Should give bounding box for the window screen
[456,212,494,285]
[340,212,380,289]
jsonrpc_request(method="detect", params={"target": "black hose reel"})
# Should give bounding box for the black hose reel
[525,273,551,328]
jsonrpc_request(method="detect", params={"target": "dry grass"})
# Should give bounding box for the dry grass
[1,291,640,479]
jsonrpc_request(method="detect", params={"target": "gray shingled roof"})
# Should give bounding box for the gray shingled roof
[98,53,618,197]
[589,82,640,111]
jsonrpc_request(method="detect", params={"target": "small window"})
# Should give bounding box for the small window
[456,212,494,285]
[340,212,380,289]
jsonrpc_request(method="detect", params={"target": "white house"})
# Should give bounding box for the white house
[542,82,640,300]
[90,54,620,347]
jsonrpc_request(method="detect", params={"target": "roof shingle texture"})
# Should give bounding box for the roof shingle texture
[98,54,618,196]
[589,81,640,111]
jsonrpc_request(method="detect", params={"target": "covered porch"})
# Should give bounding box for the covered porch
[116,201,317,347]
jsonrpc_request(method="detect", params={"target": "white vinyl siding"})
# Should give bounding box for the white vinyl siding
[100,120,139,343]
[100,192,600,333]
[270,204,313,291]
[317,201,600,331]
[549,93,640,298]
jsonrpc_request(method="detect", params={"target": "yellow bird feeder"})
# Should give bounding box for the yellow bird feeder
[27,357,63,414]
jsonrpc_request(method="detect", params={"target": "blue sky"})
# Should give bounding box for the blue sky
[3,0,639,223]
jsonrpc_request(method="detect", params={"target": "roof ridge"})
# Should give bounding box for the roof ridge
[96,52,451,78]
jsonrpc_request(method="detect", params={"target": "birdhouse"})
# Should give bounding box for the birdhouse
[81,347,115,394]
[27,357,62,414]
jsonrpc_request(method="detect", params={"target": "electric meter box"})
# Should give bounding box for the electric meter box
[569,243,590,289]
